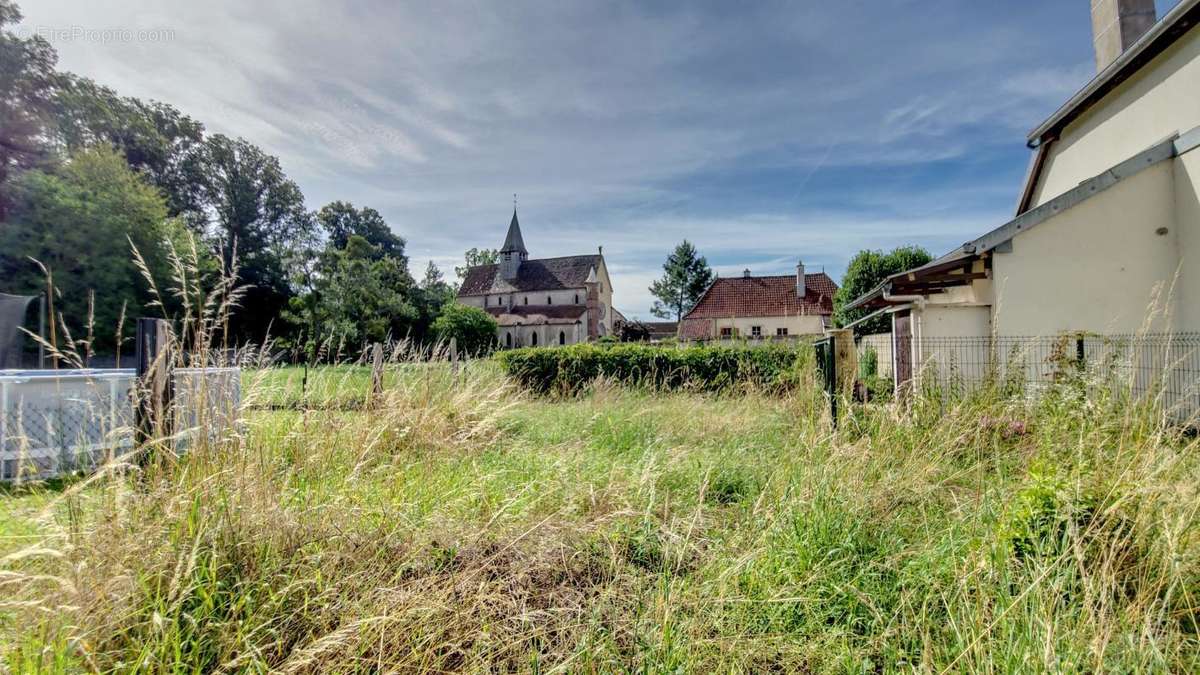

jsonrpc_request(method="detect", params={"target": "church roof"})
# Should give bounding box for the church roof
[501,210,527,254]
[459,254,603,296]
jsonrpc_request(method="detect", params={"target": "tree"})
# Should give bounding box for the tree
[316,201,406,263]
[0,0,59,220]
[290,235,417,348]
[50,75,206,221]
[455,247,498,282]
[193,134,314,342]
[833,245,933,334]
[431,303,497,356]
[649,240,714,321]
[0,146,194,352]
[407,261,456,345]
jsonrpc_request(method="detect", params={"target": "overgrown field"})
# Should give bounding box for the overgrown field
[2,360,1199,672]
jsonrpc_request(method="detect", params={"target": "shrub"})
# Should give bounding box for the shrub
[431,303,498,355]
[495,342,810,394]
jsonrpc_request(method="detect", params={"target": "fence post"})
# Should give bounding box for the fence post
[135,318,173,449]
[829,329,858,398]
[369,342,384,404]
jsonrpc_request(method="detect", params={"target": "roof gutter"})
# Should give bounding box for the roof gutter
[883,287,926,307]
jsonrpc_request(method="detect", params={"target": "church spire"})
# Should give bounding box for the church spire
[499,200,528,280]
[501,207,527,255]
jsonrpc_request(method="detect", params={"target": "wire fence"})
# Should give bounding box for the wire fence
[0,367,241,481]
[894,333,1200,424]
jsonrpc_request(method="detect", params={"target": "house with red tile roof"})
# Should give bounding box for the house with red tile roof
[679,263,837,342]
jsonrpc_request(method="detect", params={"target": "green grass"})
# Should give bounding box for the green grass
[2,362,1198,672]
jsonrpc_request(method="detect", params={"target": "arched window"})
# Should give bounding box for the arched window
[524,296,528,305]
[531,332,538,346]
[574,293,579,304]
[505,333,512,348]
[559,331,566,345]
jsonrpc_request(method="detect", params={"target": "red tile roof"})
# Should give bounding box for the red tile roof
[678,273,837,340]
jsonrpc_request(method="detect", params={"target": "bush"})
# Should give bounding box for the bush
[431,303,498,355]
[495,342,810,394]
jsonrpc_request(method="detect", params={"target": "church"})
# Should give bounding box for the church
[457,210,615,347]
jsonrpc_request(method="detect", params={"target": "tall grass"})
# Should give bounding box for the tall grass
[2,246,1198,671]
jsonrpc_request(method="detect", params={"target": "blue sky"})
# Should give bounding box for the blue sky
[19,0,1184,317]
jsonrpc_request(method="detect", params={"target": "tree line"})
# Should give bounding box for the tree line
[0,0,466,358]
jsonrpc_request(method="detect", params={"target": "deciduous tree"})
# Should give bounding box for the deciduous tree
[833,245,932,334]
[0,0,58,220]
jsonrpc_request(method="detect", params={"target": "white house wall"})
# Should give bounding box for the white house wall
[1032,29,1200,205]
[992,159,1181,336]
[711,314,827,338]
[919,305,991,339]
[1175,149,1200,330]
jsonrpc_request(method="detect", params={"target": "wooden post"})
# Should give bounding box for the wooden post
[829,329,858,399]
[449,337,459,376]
[369,342,384,403]
[135,318,173,448]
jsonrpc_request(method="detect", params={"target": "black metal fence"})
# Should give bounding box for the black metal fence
[894,333,1200,423]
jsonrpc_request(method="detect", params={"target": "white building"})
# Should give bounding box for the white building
[845,0,1200,392]
[457,210,615,347]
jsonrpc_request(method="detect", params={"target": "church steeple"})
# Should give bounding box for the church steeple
[499,205,528,280]
[501,208,527,255]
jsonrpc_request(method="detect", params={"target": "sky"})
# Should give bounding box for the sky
[16,0,1185,318]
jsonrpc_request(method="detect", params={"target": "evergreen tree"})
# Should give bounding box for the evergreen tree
[649,240,714,321]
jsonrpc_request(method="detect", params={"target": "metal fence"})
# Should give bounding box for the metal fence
[897,333,1200,423]
[0,367,241,481]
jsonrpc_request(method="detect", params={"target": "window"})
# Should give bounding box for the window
[524,296,528,305]
[505,333,512,348]
[776,327,789,337]
[751,326,762,338]
[574,293,579,304]
[531,332,538,346]
[559,331,566,345]
[547,296,552,305]
[720,327,734,338]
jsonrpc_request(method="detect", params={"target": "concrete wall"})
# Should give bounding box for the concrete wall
[918,304,992,339]
[994,159,1181,335]
[1032,28,1200,205]
[1176,150,1200,331]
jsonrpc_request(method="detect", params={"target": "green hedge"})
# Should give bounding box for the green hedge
[495,342,813,394]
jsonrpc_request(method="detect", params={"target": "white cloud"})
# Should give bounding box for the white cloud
[18,0,1101,316]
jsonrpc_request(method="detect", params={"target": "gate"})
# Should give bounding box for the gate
[813,336,837,426]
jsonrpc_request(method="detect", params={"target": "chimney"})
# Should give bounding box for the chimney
[795,259,806,298]
[743,268,751,278]
[1091,0,1156,72]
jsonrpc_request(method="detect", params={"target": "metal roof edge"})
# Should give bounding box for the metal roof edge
[842,128,1192,313]
[1027,0,1200,146]
[973,133,1179,254]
